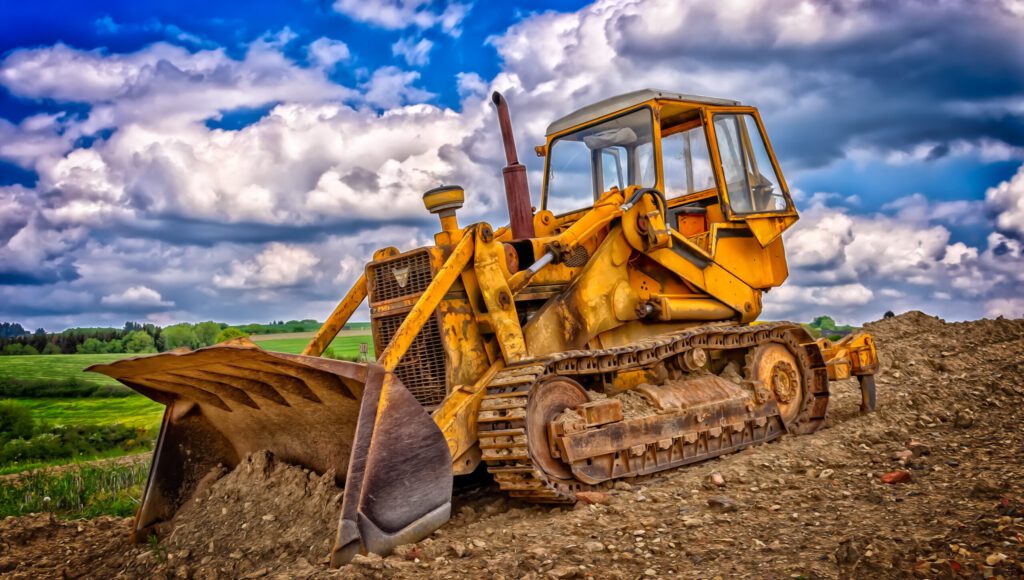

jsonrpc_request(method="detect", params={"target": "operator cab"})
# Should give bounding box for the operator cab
[540,89,798,249]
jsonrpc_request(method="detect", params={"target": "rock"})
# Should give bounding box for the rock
[260,515,276,522]
[645,568,657,577]
[985,553,1007,566]
[351,553,384,569]
[449,541,467,558]
[906,439,931,457]
[613,481,634,491]
[880,470,912,484]
[706,496,741,512]
[576,491,612,505]
[682,517,703,527]
[953,409,975,428]
[818,469,835,479]
[892,450,914,462]
[705,472,726,488]
[584,541,605,553]
[546,565,579,579]
[471,539,486,548]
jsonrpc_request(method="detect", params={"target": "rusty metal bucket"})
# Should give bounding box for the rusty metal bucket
[87,338,452,565]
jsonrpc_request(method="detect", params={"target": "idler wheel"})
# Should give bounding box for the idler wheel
[526,377,590,481]
[749,343,804,425]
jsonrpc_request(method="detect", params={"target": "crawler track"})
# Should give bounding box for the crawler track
[476,323,829,502]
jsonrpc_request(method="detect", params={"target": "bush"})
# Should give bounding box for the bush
[0,377,117,398]
[2,343,38,355]
[91,385,135,398]
[0,423,154,466]
[41,342,62,355]
[123,330,156,353]
[77,338,107,354]
[0,401,34,440]
[215,327,248,343]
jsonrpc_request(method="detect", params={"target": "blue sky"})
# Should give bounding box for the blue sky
[0,0,1022,330]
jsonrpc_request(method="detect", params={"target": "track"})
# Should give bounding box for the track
[477,322,829,502]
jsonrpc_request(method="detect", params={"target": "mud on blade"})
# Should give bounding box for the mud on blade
[87,339,452,563]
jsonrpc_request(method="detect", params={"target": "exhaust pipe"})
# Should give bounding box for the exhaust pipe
[492,91,536,239]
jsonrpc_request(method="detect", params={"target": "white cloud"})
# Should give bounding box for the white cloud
[985,297,1024,318]
[332,0,471,35]
[213,243,321,289]
[392,37,434,67]
[360,66,435,109]
[101,285,174,308]
[2,0,1024,329]
[985,164,1024,238]
[308,37,351,69]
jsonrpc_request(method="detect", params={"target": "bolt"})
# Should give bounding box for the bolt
[497,290,512,309]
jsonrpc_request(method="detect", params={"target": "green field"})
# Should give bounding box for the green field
[251,333,374,358]
[13,397,164,429]
[0,354,126,387]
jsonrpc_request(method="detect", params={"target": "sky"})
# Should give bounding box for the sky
[0,0,1022,331]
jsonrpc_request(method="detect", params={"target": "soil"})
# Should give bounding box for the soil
[1,311,1021,579]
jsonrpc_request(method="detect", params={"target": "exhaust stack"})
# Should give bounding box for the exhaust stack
[492,91,536,239]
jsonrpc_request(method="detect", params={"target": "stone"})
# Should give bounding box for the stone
[576,491,612,505]
[706,496,741,512]
[614,481,634,491]
[880,470,912,484]
[584,541,605,553]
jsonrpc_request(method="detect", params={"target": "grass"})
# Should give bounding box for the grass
[251,332,374,358]
[12,398,164,429]
[0,460,149,518]
[0,354,126,387]
[0,450,150,477]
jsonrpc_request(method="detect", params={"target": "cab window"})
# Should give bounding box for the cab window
[713,114,788,214]
[662,123,714,197]
[545,108,656,215]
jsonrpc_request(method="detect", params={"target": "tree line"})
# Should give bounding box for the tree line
[0,320,251,356]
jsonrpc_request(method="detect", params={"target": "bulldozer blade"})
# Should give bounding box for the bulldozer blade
[331,370,452,566]
[86,339,453,562]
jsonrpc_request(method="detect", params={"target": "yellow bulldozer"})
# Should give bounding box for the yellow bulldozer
[89,89,879,566]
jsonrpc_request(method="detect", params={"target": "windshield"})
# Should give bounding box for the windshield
[544,108,656,215]
[713,113,789,214]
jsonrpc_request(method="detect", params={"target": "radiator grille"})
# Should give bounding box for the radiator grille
[368,250,433,304]
[373,312,448,407]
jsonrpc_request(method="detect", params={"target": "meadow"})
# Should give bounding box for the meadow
[0,353,126,387]
[249,330,375,358]
[0,330,373,475]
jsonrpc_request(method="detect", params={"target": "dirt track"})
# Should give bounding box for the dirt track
[1,312,1021,579]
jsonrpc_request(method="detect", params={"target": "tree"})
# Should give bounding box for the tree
[215,327,248,343]
[123,331,157,353]
[811,315,837,331]
[161,324,197,350]
[41,342,62,355]
[194,321,222,347]
[0,401,34,440]
[77,338,106,354]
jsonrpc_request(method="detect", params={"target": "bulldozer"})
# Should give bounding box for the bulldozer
[89,89,879,566]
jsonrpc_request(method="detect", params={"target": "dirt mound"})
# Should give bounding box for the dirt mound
[158,451,343,577]
[2,312,1022,578]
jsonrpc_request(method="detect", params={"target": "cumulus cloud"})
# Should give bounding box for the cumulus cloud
[763,192,1024,323]
[213,243,321,289]
[101,285,174,308]
[308,37,351,69]
[985,164,1024,238]
[1,0,1023,329]
[332,0,471,35]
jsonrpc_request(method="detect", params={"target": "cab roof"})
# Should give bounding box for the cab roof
[545,89,740,137]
